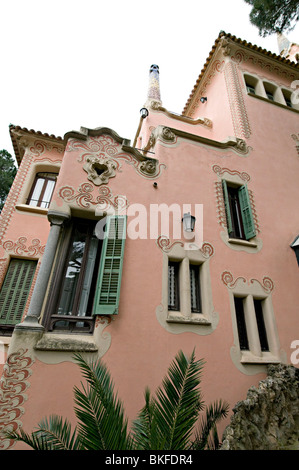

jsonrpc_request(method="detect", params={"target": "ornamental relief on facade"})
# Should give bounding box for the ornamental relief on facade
[58,183,128,213]
[0,348,34,450]
[66,134,166,181]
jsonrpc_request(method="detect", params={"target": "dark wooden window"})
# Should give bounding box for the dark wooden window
[44,219,102,333]
[254,299,269,352]
[0,259,37,334]
[234,297,249,350]
[27,172,57,208]
[222,181,256,241]
[227,186,245,239]
[168,261,180,311]
[189,264,202,313]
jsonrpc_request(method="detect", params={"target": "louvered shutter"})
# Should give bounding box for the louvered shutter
[93,215,126,315]
[222,180,233,234]
[0,259,37,325]
[238,184,256,240]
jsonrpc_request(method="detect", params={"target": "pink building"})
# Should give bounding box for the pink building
[0,31,298,450]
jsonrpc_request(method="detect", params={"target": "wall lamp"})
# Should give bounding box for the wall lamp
[182,212,196,232]
[140,108,149,118]
[200,97,207,103]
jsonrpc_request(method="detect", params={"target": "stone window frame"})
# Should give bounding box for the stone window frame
[16,162,61,215]
[243,72,299,111]
[214,166,262,253]
[223,272,285,373]
[156,242,219,336]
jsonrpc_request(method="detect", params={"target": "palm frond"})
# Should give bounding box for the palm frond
[153,350,205,450]
[73,353,132,450]
[192,399,229,450]
[131,387,160,450]
[6,415,80,450]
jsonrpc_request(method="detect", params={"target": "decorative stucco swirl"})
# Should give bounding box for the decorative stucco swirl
[66,133,166,180]
[0,349,34,450]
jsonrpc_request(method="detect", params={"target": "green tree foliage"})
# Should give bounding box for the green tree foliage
[0,150,17,213]
[244,0,299,36]
[8,350,229,450]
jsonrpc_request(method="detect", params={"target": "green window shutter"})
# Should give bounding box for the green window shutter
[238,184,256,240]
[93,215,126,315]
[0,259,37,325]
[222,179,233,234]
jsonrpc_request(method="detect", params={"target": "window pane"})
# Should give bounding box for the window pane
[234,297,249,350]
[254,299,269,351]
[190,264,201,313]
[41,179,56,208]
[29,177,44,206]
[168,261,180,311]
[57,225,87,316]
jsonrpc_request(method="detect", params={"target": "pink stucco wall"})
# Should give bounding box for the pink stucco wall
[1,37,299,450]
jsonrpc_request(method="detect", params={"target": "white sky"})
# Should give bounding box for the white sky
[1,0,298,163]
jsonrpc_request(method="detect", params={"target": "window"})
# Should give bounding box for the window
[244,75,257,95]
[222,180,256,241]
[253,299,269,352]
[27,172,57,208]
[190,264,201,313]
[44,215,126,333]
[0,259,37,333]
[234,297,249,351]
[168,261,202,314]
[233,295,271,356]
[168,261,180,311]
[282,89,293,108]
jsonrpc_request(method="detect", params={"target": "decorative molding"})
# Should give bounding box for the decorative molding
[291,133,299,156]
[156,236,184,252]
[212,164,250,182]
[224,61,251,139]
[231,48,298,82]
[143,126,177,153]
[146,104,213,128]
[155,127,251,156]
[2,237,45,257]
[156,235,214,258]
[66,133,166,180]
[188,58,225,117]
[0,349,34,450]
[221,271,274,293]
[83,155,117,186]
[58,183,128,212]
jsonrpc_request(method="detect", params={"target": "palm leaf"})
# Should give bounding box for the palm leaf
[131,387,160,450]
[192,399,229,450]
[73,353,132,450]
[7,415,80,450]
[151,350,205,450]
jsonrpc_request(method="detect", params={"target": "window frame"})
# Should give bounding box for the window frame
[222,180,256,241]
[27,172,58,209]
[43,215,126,334]
[225,276,282,367]
[43,218,99,333]
[157,241,218,335]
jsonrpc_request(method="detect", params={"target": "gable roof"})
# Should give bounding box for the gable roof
[182,31,299,116]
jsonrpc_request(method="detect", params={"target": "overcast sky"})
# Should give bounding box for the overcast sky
[1,0,298,162]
